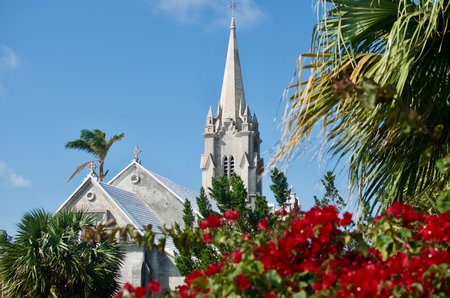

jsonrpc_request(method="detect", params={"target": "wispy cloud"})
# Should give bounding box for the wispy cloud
[0,45,20,99]
[0,45,20,71]
[148,0,265,28]
[0,161,31,188]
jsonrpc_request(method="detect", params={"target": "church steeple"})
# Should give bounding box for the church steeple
[201,10,264,202]
[218,15,246,121]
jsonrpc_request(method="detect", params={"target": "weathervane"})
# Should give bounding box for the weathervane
[133,146,142,164]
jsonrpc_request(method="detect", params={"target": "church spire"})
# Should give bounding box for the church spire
[201,4,264,200]
[218,12,246,121]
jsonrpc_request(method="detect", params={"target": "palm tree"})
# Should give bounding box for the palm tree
[0,209,124,297]
[277,0,450,213]
[65,129,125,181]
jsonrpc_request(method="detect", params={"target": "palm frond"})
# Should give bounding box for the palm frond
[67,160,93,182]
[0,209,123,297]
[65,129,125,181]
[276,0,450,213]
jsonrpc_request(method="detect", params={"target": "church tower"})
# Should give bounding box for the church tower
[200,15,264,201]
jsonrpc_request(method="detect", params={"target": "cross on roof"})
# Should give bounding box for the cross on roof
[89,161,97,175]
[230,1,237,18]
[133,146,142,163]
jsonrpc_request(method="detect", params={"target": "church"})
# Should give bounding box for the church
[57,14,263,294]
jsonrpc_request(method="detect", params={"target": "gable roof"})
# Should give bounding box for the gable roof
[57,175,177,257]
[108,161,218,215]
[98,181,177,256]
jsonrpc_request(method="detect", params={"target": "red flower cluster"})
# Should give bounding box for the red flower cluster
[175,203,450,297]
[201,233,212,243]
[116,280,161,298]
[205,263,223,276]
[199,214,222,230]
[236,274,251,290]
[258,217,269,230]
[419,213,450,243]
[224,210,239,221]
[231,249,242,263]
[385,202,425,223]
[148,281,161,293]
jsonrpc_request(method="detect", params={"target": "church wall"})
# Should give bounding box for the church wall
[201,157,215,194]
[146,250,181,296]
[209,128,258,194]
[203,122,263,197]
[120,245,145,286]
[67,183,134,228]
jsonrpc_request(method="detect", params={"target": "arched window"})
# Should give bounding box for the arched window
[229,156,234,174]
[223,156,228,177]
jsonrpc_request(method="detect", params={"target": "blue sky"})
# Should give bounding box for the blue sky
[0,0,341,235]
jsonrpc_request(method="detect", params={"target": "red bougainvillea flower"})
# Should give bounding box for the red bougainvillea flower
[419,213,450,242]
[386,202,425,223]
[198,221,208,230]
[123,282,134,292]
[340,212,352,226]
[224,210,240,221]
[202,233,213,243]
[148,280,161,293]
[232,249,242,263]
[206,214,223,229]
[258,217,269,230]
[185,270,204,284]
[265,291,276,298]
[177,285,190,298]
[133,286,147,298]
[236,273,251,290]
[205,263,223,276]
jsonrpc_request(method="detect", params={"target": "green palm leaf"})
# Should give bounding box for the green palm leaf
[65,129,125,181]
[277,0,450,213]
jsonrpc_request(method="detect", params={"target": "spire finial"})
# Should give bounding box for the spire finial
[230,1,236,17]
[230,1,236,29]
[133,146,142,164]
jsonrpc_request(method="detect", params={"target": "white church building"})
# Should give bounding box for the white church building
[58,15,263,294]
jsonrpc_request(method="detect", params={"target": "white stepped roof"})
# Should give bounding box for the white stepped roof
[99,181,178,256]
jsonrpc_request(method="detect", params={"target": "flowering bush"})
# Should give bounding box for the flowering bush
[174,203,449,297]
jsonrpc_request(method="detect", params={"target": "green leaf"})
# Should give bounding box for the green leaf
[436,154,450,174]
[411,282,423,292]
[437,191,450,213]
[398,228,412,240]
[264,270,282,286]
[375,234,393,260]
[292,291,307,298]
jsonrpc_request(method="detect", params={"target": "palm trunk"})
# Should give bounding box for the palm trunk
[99,159,105,181]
